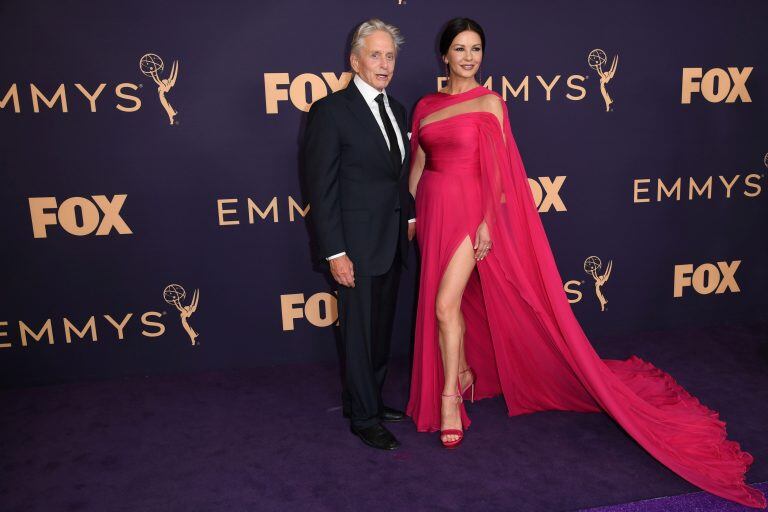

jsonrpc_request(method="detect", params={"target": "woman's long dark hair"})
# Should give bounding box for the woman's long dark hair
[439,17,486,57]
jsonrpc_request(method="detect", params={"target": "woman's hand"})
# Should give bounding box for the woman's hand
[474,221,492,260]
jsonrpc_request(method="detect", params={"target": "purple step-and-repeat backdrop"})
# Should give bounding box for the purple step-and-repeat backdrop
[1,0,765,386]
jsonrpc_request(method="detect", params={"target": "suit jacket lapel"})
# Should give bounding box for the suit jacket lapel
[343,83,393,166]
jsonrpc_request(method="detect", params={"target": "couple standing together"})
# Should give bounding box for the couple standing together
[303,17,765,509]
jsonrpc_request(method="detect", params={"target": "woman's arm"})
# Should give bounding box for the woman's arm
[406,143,425,240]
[409,144,426,200]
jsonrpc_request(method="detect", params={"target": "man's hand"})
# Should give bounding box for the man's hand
[330,254,355,287]
[407,221,416,241]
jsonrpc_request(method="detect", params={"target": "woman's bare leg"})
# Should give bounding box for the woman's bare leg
[458,315,472,390]
[436,236,476,443]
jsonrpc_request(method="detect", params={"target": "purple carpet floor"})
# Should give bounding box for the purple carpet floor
[1,322,766,511]
[580,482,768,512]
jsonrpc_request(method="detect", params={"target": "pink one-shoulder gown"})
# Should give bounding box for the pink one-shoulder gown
[405,85,765,509]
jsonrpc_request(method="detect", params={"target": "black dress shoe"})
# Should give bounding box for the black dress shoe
[344,406,406,421]
[350,423,401,450]
[381,406,407,422]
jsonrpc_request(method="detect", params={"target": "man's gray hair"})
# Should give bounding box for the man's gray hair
[350,18,404,55]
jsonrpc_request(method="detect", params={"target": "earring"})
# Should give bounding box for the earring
[477,65,482,84]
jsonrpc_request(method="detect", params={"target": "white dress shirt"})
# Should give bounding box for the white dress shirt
[352,74,405,162]
[327,75,413,261]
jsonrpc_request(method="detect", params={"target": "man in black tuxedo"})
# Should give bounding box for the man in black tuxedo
[303,19,414,450]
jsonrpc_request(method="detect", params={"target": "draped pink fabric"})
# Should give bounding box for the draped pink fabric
[405,85,766,509]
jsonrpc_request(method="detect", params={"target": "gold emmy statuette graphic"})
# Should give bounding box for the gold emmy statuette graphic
[584,256,612,311]
[163,284,199,345]
[140,53,179,125]
[587,49,618,112]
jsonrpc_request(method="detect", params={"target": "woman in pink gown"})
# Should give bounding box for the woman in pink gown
[406,17,765,508]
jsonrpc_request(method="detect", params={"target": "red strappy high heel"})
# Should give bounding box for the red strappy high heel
[459,367,476,403]
[440,378,465,449]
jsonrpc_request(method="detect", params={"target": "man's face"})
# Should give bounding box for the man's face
[350,30,396,91]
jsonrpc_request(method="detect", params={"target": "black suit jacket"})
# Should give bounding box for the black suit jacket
[303,80,413,276]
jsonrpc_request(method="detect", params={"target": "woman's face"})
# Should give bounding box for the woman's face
[443,30,483,80]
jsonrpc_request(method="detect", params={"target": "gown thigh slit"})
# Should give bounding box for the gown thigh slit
[405,85,766,508]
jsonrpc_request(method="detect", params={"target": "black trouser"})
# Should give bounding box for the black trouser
[338,245,402,429]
